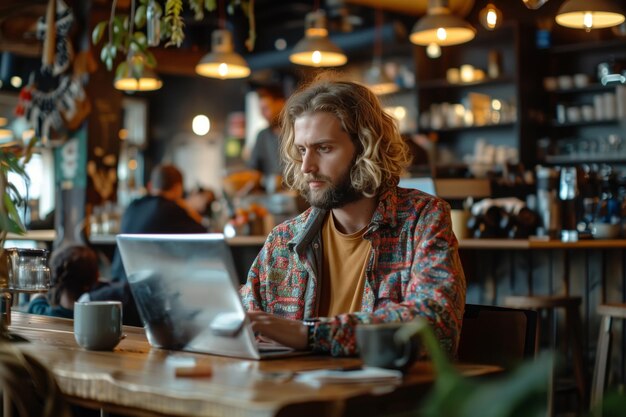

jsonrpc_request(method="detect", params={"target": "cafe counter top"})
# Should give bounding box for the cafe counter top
[8,230,626,250]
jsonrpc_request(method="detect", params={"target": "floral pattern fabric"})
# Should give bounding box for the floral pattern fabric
[240,186,466,357]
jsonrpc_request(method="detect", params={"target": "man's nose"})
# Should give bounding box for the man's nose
[301,151,317,174]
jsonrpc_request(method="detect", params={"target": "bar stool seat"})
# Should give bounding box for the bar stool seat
[590,303,626,414]
[504,294,587,413]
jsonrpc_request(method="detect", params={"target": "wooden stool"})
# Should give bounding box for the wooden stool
[590,303,626,414]
[504,294,587,412]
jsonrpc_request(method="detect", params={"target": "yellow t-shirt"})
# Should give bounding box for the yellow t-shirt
[318,212,371,317]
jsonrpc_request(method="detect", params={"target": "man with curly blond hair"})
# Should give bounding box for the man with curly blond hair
[240,77,466,357]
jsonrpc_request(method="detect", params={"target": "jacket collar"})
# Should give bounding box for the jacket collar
[289,186,399,254]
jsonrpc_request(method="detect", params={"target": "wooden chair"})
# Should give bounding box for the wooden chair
[504,294,587,414]
[457,304,537,370]
[590,303,626,415]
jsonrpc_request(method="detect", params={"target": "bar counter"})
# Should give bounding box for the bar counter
[7,230,626,249]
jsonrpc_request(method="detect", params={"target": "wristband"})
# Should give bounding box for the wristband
[302,319,319,350]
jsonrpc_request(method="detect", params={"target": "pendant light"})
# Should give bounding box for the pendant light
[556,0,625,31]
[479,3,503,31]
[113,0,162,92]
[289,10,347,67]
[410,0,475,46]
[196,29,251,79]
[114,55,163,92]
[364,9,398,95]
[522,0,549,9]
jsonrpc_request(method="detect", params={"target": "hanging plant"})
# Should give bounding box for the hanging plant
[92,0,256,79]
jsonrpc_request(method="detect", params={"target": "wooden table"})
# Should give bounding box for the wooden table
[7,312,500,417]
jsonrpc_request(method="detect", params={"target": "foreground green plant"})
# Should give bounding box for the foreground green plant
[393,319,626,417]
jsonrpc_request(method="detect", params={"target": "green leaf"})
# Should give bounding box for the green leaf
[133,32,147,47]
[92,21,107,45]
[115,61,129,80]
[135,5,147,28]
[144,50,157,67]
[188,0,204,20]
[100,44,111,64]
[105,56,113,71]
[2,194,25,234]
[205,0,216,12]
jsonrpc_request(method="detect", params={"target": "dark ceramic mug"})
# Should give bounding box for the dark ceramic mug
[355,322,421,372]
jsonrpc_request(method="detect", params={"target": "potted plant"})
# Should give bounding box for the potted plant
[0,137,36,254]
[391,319,626,417]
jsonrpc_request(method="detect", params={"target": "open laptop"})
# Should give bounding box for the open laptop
[116,233,297,360]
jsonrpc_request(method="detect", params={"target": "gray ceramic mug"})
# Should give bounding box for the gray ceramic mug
[74,301,123,351]
[355,322,421,372]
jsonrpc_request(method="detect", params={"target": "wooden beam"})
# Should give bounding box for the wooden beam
[151,48,208,77]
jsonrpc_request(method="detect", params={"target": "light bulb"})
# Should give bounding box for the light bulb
[436,28,447,41]
[218,63,228,78]
[583,12,593,31]
[192,115,211,136]
[312,51,322,65]
[479,4,502,31]
[426,43,441,58]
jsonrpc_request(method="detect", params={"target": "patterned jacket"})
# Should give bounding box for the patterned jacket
[240,186,466,357]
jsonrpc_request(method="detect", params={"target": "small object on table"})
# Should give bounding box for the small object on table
[175,364,214,378]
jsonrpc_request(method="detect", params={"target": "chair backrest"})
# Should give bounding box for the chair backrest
[457,304,537,370]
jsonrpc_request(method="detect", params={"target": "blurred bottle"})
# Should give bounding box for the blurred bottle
[146,0,161,46]
[559,167,579,242]
[536,166,560,239]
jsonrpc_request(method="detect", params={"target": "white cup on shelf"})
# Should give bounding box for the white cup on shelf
[581,105,594,121]
[566,106,581,123]
[573,74,589,88]
[557,75,573,90]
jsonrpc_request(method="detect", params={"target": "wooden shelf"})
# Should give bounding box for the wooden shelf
[550,38,626,55]
[544,154,626,164]
[551,118,621,128]
[417,76,515,91]
[551,83,616,95]
[419,122,516,134]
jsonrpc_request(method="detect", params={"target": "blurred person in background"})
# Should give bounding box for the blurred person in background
[85,164,206,326]
[28,245,101,319]
[247,86,286,192]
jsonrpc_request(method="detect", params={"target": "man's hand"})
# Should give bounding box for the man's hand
[247,311,308,350]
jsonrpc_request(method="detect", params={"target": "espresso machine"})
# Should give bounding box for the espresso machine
[1,248,50,326]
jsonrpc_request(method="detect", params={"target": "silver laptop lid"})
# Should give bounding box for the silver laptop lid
[116,233,266,359]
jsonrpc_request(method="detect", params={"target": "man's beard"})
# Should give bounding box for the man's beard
[303,165,363,210]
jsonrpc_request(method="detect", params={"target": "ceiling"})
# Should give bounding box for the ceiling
[0,0,476,76]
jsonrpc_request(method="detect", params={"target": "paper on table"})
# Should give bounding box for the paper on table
[294,367,403,387]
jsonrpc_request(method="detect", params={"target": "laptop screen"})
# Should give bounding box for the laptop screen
[116,233,268,359]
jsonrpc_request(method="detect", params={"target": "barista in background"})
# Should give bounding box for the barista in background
[247,86,286,192]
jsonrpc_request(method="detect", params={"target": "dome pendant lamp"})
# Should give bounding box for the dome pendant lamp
[364,9,398,95]
[196,29,251,79]
[556,0,625,31]
[289,10,347,67]
[410,0,476,46]
[114,55,163,92]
